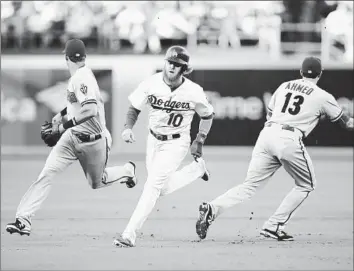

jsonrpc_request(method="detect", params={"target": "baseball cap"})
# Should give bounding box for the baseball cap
[301,56,322,78]
[62,39,86,58]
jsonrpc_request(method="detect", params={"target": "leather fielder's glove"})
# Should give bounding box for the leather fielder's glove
[190,133,207,160]
[41,121,61,147]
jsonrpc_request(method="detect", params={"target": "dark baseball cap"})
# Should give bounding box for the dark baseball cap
[301,56,322,78]
[62,39,86,58]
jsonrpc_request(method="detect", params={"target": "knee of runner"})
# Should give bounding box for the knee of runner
[160,188,167,197]
[148,181,165,191]
[146,174,169,190]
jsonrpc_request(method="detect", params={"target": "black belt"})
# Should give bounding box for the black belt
[75,133,102,142]
[150,129,180,141]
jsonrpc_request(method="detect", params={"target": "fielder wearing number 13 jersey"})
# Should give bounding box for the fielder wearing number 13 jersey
[114,46,214,247]
[196,56,353,242]
[267,73,343,137]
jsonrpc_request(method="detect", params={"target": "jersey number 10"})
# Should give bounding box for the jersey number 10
[168,113,183,127]
[281,92,304,115]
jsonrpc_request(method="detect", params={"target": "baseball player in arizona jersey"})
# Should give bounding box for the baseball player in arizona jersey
[196,56,353,241]
[113,46,214,247]
[6,39,137,236]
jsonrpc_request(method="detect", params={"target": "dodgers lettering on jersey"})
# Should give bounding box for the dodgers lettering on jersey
[66,66,106,134]
[129,72,214,136]
[266,78,343,137]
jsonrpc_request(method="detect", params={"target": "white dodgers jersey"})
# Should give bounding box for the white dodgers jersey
[66,66,106,134]
[266,78,343,137]
[129,72,214,136]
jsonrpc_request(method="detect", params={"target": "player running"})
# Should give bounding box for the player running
[6,39,137,236]
[113,45,214,247]
[196,56,353,241]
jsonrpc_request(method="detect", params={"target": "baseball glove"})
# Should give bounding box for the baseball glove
[41,121,61,147]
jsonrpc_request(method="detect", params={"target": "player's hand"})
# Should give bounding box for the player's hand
[122,128,135,143]
[190,133,207,160]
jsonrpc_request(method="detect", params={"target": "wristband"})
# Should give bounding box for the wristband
[63,118,77,130]
[196,133,207,144]
[60,107,67,116]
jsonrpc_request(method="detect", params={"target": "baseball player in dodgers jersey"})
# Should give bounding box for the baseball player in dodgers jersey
[6,39,137,236]
[196,56,353,241]
[113,46,214,247]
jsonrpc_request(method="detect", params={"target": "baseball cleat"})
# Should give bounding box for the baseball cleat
[196,157,210,181]
[196,202,214,239]
[125,161,138,188]
[260,228,294,241]
[6,218,31,236]
[113,235,135,248]
[102,161,138,187]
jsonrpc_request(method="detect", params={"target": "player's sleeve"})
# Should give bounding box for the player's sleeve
[267,84,282,113]
[321,93,343,122]
[74,76,97,106]
[194,87,214,118]
[128,79,149,111]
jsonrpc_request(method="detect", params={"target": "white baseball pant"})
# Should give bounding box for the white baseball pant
[122,133,206,244]
[210,123,316,232]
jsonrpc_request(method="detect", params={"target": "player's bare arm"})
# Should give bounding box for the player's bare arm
[122,105,141,143]
[52,107,67,124]
[58,103,98,133]
[337,113,354,131]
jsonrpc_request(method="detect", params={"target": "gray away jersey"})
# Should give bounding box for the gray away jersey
[66,66,106,134]
[266,78,343,137]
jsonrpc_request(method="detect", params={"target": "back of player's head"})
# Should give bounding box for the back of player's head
[63,39,86,63]
[301,56,322,79]
[165,45,193,75]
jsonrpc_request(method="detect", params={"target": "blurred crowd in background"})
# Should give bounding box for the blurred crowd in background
[1,1,353,60]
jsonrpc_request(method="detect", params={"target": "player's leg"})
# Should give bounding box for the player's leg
[160,157,208,196]
[6,131,77,235]
[116,138,189,246]
[76,131,136,189]
[104,131,137,187]
[210,137,281,218]
[196,130,281,239]
[145,132,157,174]
[261,138,316,240]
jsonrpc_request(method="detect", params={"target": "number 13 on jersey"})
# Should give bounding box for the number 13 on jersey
[281,92,304,115]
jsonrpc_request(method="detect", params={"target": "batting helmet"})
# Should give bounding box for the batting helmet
[165,46,193,75]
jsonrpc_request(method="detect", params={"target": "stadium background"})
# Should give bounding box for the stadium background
[1,1,353,270]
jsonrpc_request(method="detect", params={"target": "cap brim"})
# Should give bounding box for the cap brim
[166,57,187,65]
